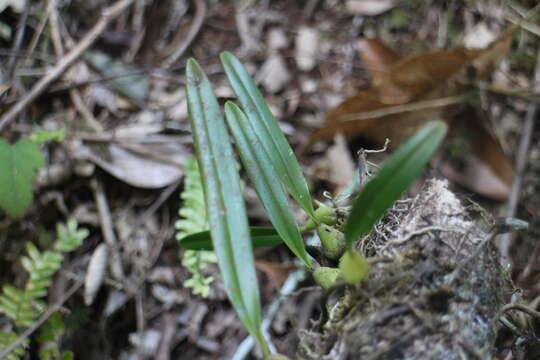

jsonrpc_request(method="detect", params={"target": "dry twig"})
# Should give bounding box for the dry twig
[0,0,134,132]
[161,0,207,68]
[499,45,540,265]
[91,178,126,282]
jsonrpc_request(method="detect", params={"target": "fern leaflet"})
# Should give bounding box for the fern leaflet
[176,157,217,297]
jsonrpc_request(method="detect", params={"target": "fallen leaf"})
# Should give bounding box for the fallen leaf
[295,26,319,71]
[85,243,108,306]
[74,139,185,188]
[346,0,397,16]
[356,38,401,84]
[439,108,513,200]
[311,27,517,200]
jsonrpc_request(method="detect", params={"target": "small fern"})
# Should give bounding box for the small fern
[176,157,217,297]
[37,312,74,360]
[0,332,28,360]
[0,219,88,359]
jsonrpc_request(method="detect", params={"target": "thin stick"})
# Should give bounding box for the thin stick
[47,0,104,132]
[161,0,207,68]
[91,178,126,282]
[0,279,83,360]
[499,45,540,265]
[0,0,134,132]
[6,0,31,82]
[337,92,476,122]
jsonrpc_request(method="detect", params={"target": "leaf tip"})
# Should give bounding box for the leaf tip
[186,58,204,86]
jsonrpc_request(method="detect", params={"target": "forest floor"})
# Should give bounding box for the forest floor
[1,0,540,359]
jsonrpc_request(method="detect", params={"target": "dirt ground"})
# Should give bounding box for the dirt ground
[0,0,539,359]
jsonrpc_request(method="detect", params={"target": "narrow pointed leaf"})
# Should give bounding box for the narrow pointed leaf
[344,121,447,247]
[186,59,264,345]
[225,102,312,268]
[220,51,315,217]
[180,227,282,251]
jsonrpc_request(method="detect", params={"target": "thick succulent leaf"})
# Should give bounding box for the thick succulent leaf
[186,58,267,352]
[225,102,312,268]
[344,121,447,247]
[220,51,315,217]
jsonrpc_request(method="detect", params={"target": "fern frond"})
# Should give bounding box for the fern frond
[0,219,88,358]
[37,311,73,360]
[55,219,89,253]
[176,157,216,297]
[176,157,207,240]
[0,332,28,360]
[0,285,36,327]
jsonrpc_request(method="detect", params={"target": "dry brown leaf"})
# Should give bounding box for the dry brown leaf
[310,88,446,147]
[439,108,513,200]
[356,38,401,84]
[311,28,517,200]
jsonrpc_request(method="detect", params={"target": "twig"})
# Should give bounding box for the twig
[91,178,126,282]
[47,0,103,133]
[161,0,207,68]
[499,45,540,265]
[6,0,31,82]
[0,279,83,360]
[155,313,177,360]
[0,0,134,132]
[24,6,50,67]
[337,92,477,122]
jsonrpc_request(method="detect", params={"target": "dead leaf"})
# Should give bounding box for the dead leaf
[310,88,445,147]
[438,108,513,200]
[346,0,397,16]
[85,243,108,306]
[311,28,517,200]
[357,38,401,84]
[327,134,356,192]
[74,139,185,188]
[373,26,515,105]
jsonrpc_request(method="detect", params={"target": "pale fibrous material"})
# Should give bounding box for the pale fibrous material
[299,180,510,359]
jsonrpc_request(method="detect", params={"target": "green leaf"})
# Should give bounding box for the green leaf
[225,102,312,268]
[0,139,44,218]
[186,58,269,356]
[344,121,447,247]
[54,219,89,252]
[220,51,315,217]
[29,129,65,144]
[181,226,283,250]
